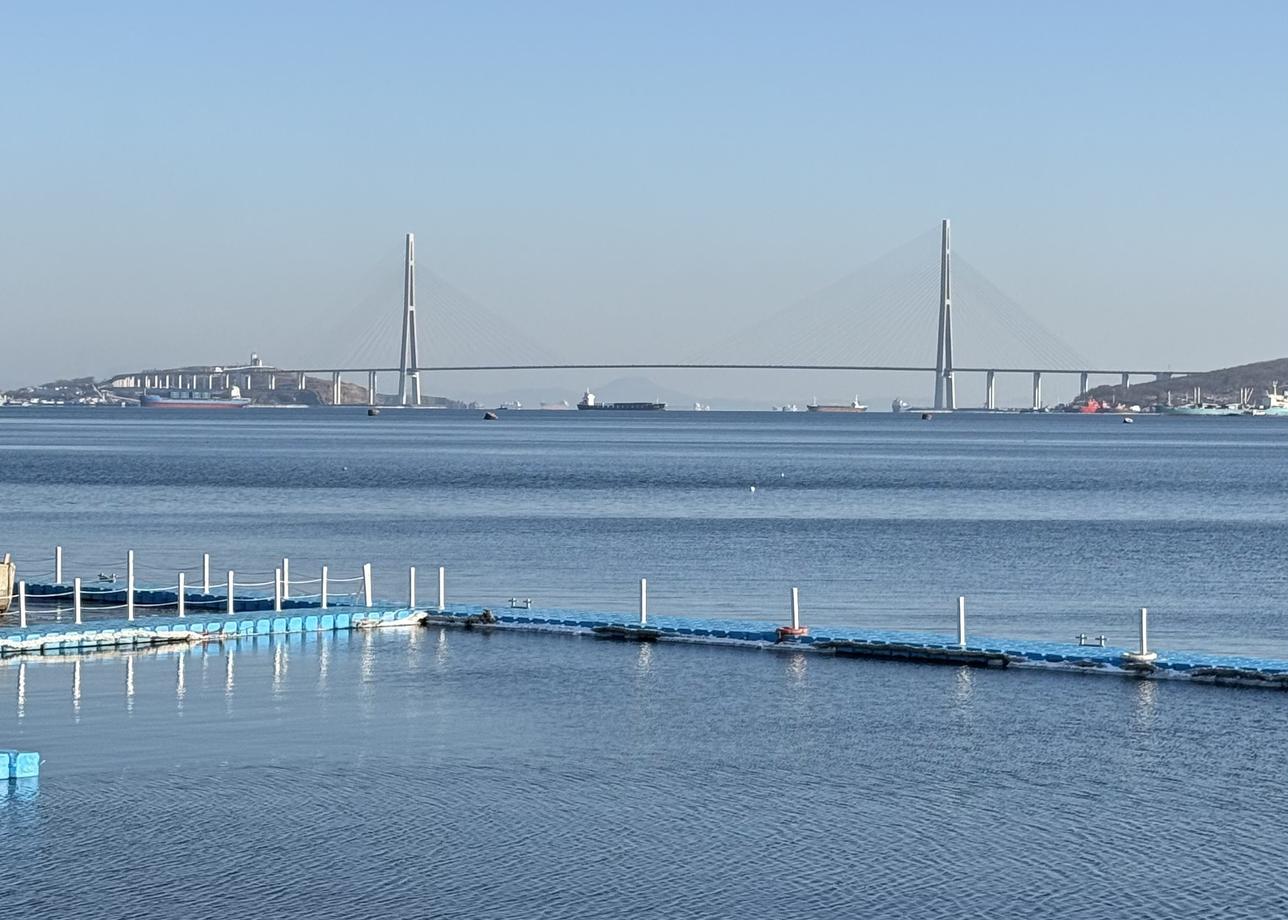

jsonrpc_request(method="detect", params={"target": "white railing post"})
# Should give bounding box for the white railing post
[18,580,26,629]
[127,549,135,621]
[274,568,282,613]
[226,570,235,616]
[640,577,648,625]
[177,572,186,618]
[790,587,800,630]
[282,557,290,599]
[320,565,328,610]
[957,596,966,647]
[55,545,63,584]
[408,566,417,608]
[1139,606,1149,656]
[73,576,82,625]
[362,563,373,608]
[437,565,446,612]
[202,553,210,593]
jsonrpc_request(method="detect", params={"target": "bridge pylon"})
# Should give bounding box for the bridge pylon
[933,218,955,410]
[397,232,422,406]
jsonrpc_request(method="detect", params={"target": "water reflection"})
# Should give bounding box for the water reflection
[126,656,135,713]
[272,643,287,694]
[1132,678,1158,730]
[0,777,39,803]
[634,642,654,685]
[434,628,449,665]
[72,660,82,719]
[16,661,26,720]
[318,635,329,688]
[784,652,808,686]
[225,649,236,698]
[176,652,186,706]
[951,666,975,708]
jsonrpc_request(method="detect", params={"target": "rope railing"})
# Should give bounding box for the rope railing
[8,558,450,628]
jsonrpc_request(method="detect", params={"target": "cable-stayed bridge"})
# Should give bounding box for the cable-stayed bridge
[130,222,1200,409]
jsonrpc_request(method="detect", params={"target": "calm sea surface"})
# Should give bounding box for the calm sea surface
[1,408,1286,918]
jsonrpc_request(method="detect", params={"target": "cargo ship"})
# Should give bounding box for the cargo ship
[141,389,252,409]
[807,396,867,413]
[577,390,665,411]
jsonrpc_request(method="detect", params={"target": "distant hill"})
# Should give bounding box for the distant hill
[1086,357,1288,405]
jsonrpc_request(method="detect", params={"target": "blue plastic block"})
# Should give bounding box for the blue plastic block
[0,751,13,776]
[222,622,238,636]
[271,618,287,634]
[11,752,39,779]
[303,615,318,631]
[335,613,351,629]
[287,616,304,632]
[238,620,255,635]
[320,614,335,631]
[254,618,270,635]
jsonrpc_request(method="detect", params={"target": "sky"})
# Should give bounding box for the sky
[2,1,1285,406]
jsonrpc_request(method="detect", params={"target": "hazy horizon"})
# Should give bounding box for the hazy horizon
[3,2,1285,406]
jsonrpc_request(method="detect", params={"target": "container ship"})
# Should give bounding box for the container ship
[807,396,867,413]
[577,390,665,411]
[141,388,252,409]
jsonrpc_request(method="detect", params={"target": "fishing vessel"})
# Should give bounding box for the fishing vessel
[577,390,665,411]
[141,388,251,409]
[807,396,867,413]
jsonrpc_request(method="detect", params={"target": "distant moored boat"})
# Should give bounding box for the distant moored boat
[141,390,252,409]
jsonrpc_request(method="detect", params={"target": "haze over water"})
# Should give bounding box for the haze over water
[2,409,1287,918]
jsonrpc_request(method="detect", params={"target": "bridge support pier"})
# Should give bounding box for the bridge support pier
[331,372,342,406]
[296,372,305,389]
[1079,371,1089,395]
[1154,372,1172,383]
[368,371,377,406]
[985,371,996,410]
[1032,371,1042,410]
[1121,371,1130,390]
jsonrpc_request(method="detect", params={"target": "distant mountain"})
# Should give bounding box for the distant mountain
[1086,356,1288,405]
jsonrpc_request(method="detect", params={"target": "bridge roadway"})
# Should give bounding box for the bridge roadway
[135,363,1204,410]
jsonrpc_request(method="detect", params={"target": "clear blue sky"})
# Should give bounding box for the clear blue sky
[2,1,1285,404]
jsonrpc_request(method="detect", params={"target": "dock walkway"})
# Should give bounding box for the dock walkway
[2,602,1286,690]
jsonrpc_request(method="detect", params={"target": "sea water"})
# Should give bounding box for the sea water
[1,409,1285,917]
